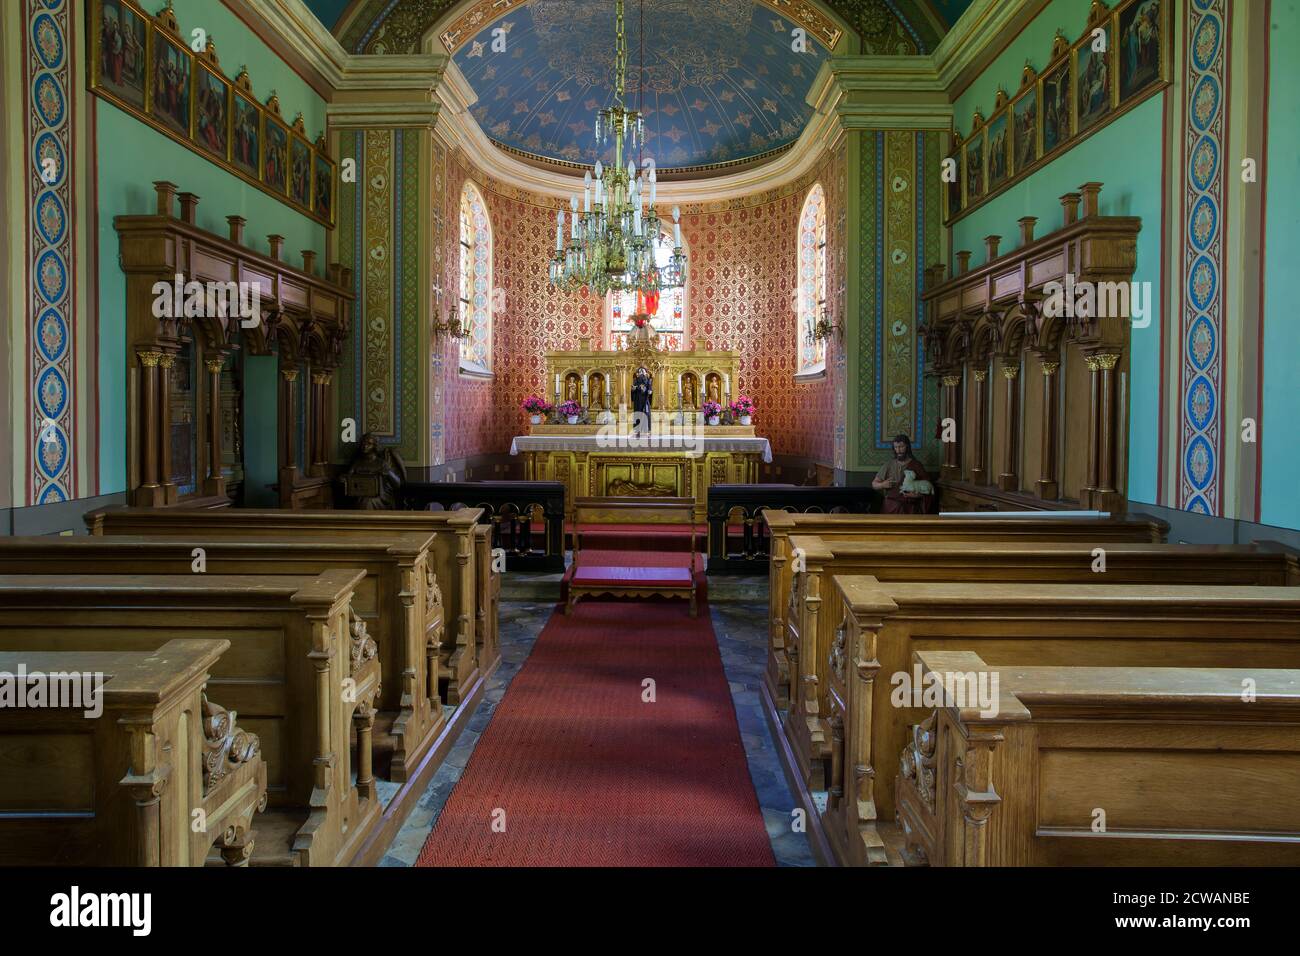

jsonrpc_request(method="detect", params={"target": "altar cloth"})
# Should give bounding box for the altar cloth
[509,434,773,463]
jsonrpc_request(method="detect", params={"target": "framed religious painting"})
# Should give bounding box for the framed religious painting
[986,111,1010,191]
[263,113,290,195]
[1118,0,1167,104]
[289,134,313,210]
[149,24,191,137]
[1041,57,1073,157]
[964,130,985,203]
[945,143,963,221]
[1075,22,1114,132]
[313,151,335,224]
[192,61,230,160]
[230,90,261,179]
[1011,85,1038,175]
[90,0,149,110]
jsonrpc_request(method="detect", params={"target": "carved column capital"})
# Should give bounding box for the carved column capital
[1093,352,1120,371]
[1040,361,1060,375]
[972,369,988,383]
[205,357,225,374]
[1000,363,1020,380]
[137,350,163,368]
[281,367,299,383]
[158,353,176,370]
[941,375,961,388]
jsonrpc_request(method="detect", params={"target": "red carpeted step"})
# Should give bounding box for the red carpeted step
[415,599,774,867]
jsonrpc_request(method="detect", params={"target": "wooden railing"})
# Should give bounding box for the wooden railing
[399,478,566,572]
[705,484,874,575]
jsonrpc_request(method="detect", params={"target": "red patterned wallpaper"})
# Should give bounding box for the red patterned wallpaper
[437,147,842,466]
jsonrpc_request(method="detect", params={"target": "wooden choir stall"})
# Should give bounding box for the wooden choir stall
[116,180,353,510]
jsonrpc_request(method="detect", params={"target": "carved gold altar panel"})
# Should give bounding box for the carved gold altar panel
[546,335,742,411]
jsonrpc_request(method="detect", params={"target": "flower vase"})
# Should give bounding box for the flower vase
[740,415,752,426]
[530,414,542,425]
[567,415,579,425]
[707,415,721,426]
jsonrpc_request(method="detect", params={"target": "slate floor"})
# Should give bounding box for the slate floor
[380,570,816,867]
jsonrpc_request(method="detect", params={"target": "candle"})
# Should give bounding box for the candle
[555,373,561,394]
[571,195,579,238]
[555,210,564,251]
[583,171,592,212]
[672,206,682,247]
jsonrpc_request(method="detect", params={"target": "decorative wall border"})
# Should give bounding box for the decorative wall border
[88,0,337,227]
[946,0,1171,225]
[26,0,77,505]
[1177,0,1227,514]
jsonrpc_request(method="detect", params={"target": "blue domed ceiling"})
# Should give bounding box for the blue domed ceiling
[451,0,830,171]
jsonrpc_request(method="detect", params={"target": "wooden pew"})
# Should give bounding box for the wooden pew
[895,650,1300,866]
[762,511,1168,714]
[0,533,445,783]
[0,572,379,867]
[84,506,498,705]
[823,575,1300,866]
[782,538,1300,789]
[0,639,267,866]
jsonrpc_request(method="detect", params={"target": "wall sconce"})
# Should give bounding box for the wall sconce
[806,310,842,345]
[433,303,468,341]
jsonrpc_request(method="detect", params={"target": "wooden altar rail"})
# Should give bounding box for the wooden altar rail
[823,576,1300,867]
[920,182,1140,513]
[0,532,447,784]
[761,511,1168,712]
[705,484,874,575]
[399,479,567,573]
[0,572,378,867]
[0,639,267,867]
[782,537,1300,793]
[896,650,1300,867]
[115,181,354,509]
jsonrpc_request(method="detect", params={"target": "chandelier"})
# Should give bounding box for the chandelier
[548,0,686,298]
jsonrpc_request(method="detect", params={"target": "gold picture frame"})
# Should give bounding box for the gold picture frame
[87,0,336,229]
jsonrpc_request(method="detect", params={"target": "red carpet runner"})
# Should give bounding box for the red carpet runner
[415,597,775,867]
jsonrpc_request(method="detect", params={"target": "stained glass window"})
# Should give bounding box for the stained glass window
[609,233,686,351]
[459,183,492,374]
[797,183,827,375]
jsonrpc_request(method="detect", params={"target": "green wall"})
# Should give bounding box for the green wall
[950,0,1165,506]
[95,0,326,495]
[1262,0,1300,529]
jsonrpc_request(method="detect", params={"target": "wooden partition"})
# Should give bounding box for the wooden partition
[761,510,1168,710]
[0,532,445,782]
[706,484,874,575]
[85,506,497,706]
[115,181,353,509]
[921,183,1138,513]
[0,572,378,867]
[824,575,1300,866]
[781,538,1300,790]
[897,651,1300,866]
[0,639,267,866]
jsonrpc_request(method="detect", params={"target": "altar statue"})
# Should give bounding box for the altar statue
[681,373,698,409]
[705,373,722,404]
[631,366,653,431]
[342,431,406,510]
[871,433,935,514]
[564,374,581,404]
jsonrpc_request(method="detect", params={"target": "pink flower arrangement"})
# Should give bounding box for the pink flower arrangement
[701,400,723,420]
[729,395,755,417]
[557,399,584,419]
[521,395,552,415]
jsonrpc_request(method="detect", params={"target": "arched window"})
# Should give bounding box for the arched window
[608,231,687,351]
[459,182,492,375]
[797,183,827,376]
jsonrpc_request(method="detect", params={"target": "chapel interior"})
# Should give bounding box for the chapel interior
[2,0,1299,871]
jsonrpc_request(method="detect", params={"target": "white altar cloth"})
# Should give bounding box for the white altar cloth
[509,434,773,464]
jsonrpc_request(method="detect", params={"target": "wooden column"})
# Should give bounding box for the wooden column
[1083,354,1101,508]
[158,353,176,504]
[1036,361,1060,499]
[970,369,988,484]
[204,356,226,498]
[136,350,162,505]
[940,375,962,480]
[1095,353,1121,508]
[998,361,1021,491]
[280,367,299,497]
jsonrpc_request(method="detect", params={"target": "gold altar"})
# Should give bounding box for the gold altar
[546,335,742,412]
[528,332,766,522]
